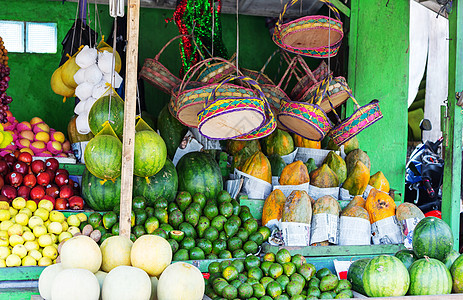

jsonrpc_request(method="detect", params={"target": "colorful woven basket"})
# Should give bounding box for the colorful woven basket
[239,50,280,86]
[291,60,331,100]
[197,76,269,140]
[302,75,350,114]
[195,53,238,84]
[233,101,277,140]
[139,35,188,94]
[273,0,344,58]
[277,76,333,141]
[328,88,383,146]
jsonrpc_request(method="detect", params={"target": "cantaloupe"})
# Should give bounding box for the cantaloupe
[51,268,100,300]
[95,271,108,300]
[102,265,151,300]
[100,235,133,272]
[60,235,102,273]
[38,263,63,300]
[150,276,159,300]
[131,235,172,277]
[157,262,205,300]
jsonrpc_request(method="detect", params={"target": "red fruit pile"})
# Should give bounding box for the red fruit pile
[0,153,84,210]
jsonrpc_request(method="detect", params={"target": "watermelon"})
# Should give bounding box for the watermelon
[133,130,167,178]
[362,255,410,297]
[444,249,460,269]
[450,254,463,293]
[84,135,122,180]
[81,167,121,211]
[133,159,178,204]
[176,151,223,200]
[268,154,286,177]
[394,249,417,270]
[157,105,188,159]
[408,257,452,295]
[412,217,454,261]
[88,94,125,139]
[346,258,371,295]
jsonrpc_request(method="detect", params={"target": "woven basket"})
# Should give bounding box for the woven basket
[291,60,331,100]
[301,75,350,114]
[273,0,344,58]
[277,76,333,141]
[233,101,277,140]
[139,35,188,94]
[197,76,269,140]
[195,53,238,84]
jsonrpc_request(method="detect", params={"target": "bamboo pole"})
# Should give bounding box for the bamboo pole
[119,0,140,238]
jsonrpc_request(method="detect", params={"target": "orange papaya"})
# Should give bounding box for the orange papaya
[342,161,370,196]
[365,188,396,224]
[241,151,272,184]
[281,190,313,224]
[396,202,425,222]
[341,196,366,215]
[312,195,341,215]
[369,171,390,193]
[345,149,371,175]
[279,161,310,185]
[227,139,260,156]
[262,189,287,226]
[309,164,339,188]
[261,129,294,156]
[293,133,321,149]
[341,205,370,220]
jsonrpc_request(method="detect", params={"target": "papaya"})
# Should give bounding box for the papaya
[345,149,371,175]
[261,129,294,156]
[268,154,286,177]
[305,158,317,174]
[281,190,313,224]
[241,151,272,184]
[309,164,339,188]
[341,196,366,215]
[365,188,396,224]
[232,146,256,171]
[293,133,321,149]
[341,205,369,220]
[312,195,341,215]
[323,151,347,184]
[279,161,310,185]
[342,161,370,196]
[227,139,261,156]
[396,202,425,222]
[369,171,390,193]
[262,189,286,226]
[327,136,359,155]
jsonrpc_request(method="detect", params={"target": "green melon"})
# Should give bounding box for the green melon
[176,151,223,200]
[81,167,121,211]
[88,94,125,139]
[443,249,460,269]
[84,134,122,180]
[346,258,370,295]
[408,258,452,295]
[157,105,188,159]
[450,254,463,293]
[133,130,167,178]
[394,249,417,270]
[268,154,286,177]
[133,159,178,204]
[412,217,454,262]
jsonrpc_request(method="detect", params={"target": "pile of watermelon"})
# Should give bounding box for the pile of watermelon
[347,216,463,297]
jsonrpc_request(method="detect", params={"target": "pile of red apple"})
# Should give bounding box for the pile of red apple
[0,152,84,210]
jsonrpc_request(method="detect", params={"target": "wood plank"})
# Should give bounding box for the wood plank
[119,0,140,238]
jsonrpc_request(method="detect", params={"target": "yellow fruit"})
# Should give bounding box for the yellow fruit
[0,209,10,221]
[42,245,58,260]
[76,213,87,222]
[34,208,49,222]
[0,246,10,260]
[38,234,53,247]
[38,256,52,266]
[48,222,63,235]
[0,131,13,149]
[9,234,24,247]
[29,249,42,261]
[19,207,32,218]
[0,202,9,210]
[0,235,8,247]
[61,221,69,232]
[49,211,65,223]
[25,200,37,212]
[8,223,23,236]
[22,226,31,233]
[66,214,80,227]
[24,240,39,252]
[33,225,47,238]
[14,213,29,226]
[8,207,18,218]
[67,226,80,236]
[12,197,27,210]
[22,255,37,266]
[44,219,51,227]
[12,244,27,258]
[0,220,14,231]
[0,259,5,267]
[0,231,7,240]
[22,231,35,242]
[28,216,44,228]
[6,254,21,267]
[58,231,72,243]
[50,233,58,244]
[38,200,54,212]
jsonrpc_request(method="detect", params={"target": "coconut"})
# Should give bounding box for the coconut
[76,112,91,135]
[75,82,94,101]
[74,100,87,115]
[84,97,98,113]
[84,64,103,85]
[97,50,115,74]
[103,71,123,89]
[75,45,98,69]
[92,80,111,100]
[73,68,86,85]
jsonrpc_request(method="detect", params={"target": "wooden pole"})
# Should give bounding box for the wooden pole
[119,0,140,238]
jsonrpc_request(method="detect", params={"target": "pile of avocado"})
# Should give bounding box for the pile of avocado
[206,249,354,300]
[82,190,270,261]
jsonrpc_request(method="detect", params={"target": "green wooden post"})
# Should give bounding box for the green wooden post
[348,0,410,197]
[442,1,462,250]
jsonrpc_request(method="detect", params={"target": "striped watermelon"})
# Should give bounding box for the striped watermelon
[412,217,453,261]
[81,167,121,211]
[450,254,463,293]
[444,249,460,269]
[88,94,125,139]
[84,134,122,180]
[176,151,223,200]
[408,257,452,295]
[394,249,417,270]
[133,130,167,178]
[346,258,371,295]
[363,255,410,297]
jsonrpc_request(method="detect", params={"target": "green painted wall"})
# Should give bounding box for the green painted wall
[348,0,409,194]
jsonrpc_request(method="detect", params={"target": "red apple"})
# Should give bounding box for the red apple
[7,172,23,187]
[0,195,9,203]
[30,185,45,201]
[59,184,74,199]
[4,153,16,168]
[0,176,4,190]
[68,195,84,210]
[55,169,69,177]
[45,183,60,198]
[30,160,45,174]
[69,179,80,196]
[45,169,55,182]
[0,159,8,176]
[23,174,36,188]
[17,152,32,164]
[41,195,55,206]
[54,198,68,210]
[54,173,69,187]
[13,161,28,175]
[45,158,59,172]
[1,185,17,200]
[17,185,31,199]
[36,171,51,186]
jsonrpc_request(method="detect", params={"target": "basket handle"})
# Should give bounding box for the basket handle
[339,80,361,110]
[312,75,332,106]
[319,0,341,21]
[155,35,190,60]
[277,56,298,89]
[296,55,317,83]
